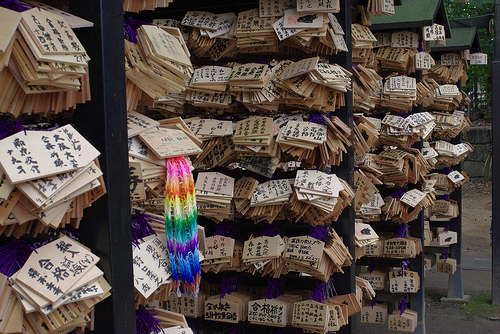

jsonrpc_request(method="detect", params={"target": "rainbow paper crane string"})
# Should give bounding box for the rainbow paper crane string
[165,156,200,298]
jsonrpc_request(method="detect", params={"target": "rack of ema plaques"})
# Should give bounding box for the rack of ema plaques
[353,1,473,333]
[425,46,469,303]
[126,1,357,333]
[66,0,471,334]
[354,29,427,334]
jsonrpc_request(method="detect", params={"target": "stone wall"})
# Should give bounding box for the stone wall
[462,126,492,179]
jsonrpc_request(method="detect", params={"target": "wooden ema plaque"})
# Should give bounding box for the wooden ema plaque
[438,231,458,246]
[358,270,387,290]
[204,297,239,323]
[384,238,412,257]
[248,298,288,327]
[436,258,457,275]
[139,127,202,159]
[388,309,417,332]
[292,300,328,331]
[284,236,324,264]
[389,270,420,293]
[14,236,99,303]
[360,303,388,324]
[132,234,172,299]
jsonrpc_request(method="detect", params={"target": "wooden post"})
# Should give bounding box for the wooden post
[330,1,355,333]
[491,0,500,306]
[409,62,426,334]
[70,1,137,332]
[445,79,465,301]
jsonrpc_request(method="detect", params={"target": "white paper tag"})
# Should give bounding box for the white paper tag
[470,52,487,65]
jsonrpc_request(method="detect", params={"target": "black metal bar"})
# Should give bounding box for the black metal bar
[408,56,426,334]
[128,0,258,20]
[446,78,464,300]
[409,199,425,334]
[449,15,492,29]
[70,1,137,333]
[330,1,354,333]
[492,0,500,307]
[446,152,464,300]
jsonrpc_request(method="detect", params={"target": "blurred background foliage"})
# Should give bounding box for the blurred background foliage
[444,0,494,119]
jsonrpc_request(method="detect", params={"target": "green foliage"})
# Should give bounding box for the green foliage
[461,294,500,318]
[466,28,493,106]
[444,0,495,107]
[444,0,494,19]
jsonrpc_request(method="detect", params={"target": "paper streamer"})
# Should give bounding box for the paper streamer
[165,156,200,298]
